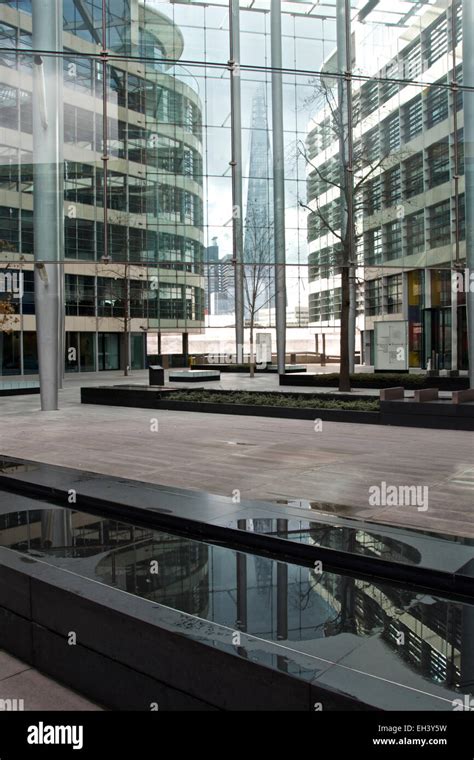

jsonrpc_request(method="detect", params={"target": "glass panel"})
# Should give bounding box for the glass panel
[0,501,472,711]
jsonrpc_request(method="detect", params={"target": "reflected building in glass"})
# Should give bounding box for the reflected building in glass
[243,87,274,324]
[306,0,468,372]
[0,503,471,706]
[0,0,205,375]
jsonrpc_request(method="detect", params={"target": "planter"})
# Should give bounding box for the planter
[0,385,40,397]
[381,399,474,431]
[280,373,470,391]
[81,387,380,424]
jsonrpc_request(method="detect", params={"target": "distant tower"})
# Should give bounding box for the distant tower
[244,87,274,320]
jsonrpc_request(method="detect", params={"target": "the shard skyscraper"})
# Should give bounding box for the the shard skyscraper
[243,87,274,321]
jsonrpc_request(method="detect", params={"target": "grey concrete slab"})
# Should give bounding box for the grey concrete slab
[0,666,103,710]
[0,650,30,681]
[0,647,102,711]
[0,371,472,537]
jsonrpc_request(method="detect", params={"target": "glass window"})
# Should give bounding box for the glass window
[0,86,18,130]
[406,211,425,256]
[429,200,451,249]
[427,139,450,188]
[309,288,341,323]
[364,228,382,265]
[382,113,400,153]
[0,331,20,375]
[365,177,382,215]
[386,275,402,314]
[20,209,33,254]
[404,153,424,198]
[0,207,19,251]
[22,270,34,315]
[402,96,423,143]
[458,193,465,241]
[384,220,402,261]
[366,279,382,317]
[79,333,95,373]
[400,40,422,80]
[379,62,399,105]
[426,83,449,129]
[0,22,17,68]
[383,166,401,208]
[22,331,37,374]
[360,80,379,119]
[128,75,145,114]
[66,274,95,316]
[97,277,125,318]
[424,14,448,67]
[98,333,120,371]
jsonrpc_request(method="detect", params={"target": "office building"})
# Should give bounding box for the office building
[306,0,467,371]
[0,0,205,374]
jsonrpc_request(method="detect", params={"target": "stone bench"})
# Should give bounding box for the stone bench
[379,387,404,401]
[414,388,439,402]
[452,388,474,404]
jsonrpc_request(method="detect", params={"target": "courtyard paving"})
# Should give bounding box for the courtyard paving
[0,369,472,537]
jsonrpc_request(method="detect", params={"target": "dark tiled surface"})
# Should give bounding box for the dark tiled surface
[0,457,473,595]
[0,497,471,710]
[0,644,101,711]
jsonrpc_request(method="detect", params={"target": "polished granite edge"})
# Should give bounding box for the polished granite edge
[0,455,473,600]
[0,501,468,711]
[0,544,375,712]
[0,454,468,541]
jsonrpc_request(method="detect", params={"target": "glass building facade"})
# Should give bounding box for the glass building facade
[0,0,472,376]
[0,0,206,373]
[307,0,469,371]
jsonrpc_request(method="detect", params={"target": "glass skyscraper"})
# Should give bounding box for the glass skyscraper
[0,0,205,374]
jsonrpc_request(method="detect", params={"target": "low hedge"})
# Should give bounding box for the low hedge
[166,389,379,412]
[284,373,465,389]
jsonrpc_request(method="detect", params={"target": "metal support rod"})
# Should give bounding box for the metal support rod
[236,520,248,639]
[229,1,244,360]
[450,0,460,371]
[101,0,109,264]
[461,605,474,691]
[464,0,474,387]
[271,0,286,376]
[337,0,356,374]
[32,1,64,411]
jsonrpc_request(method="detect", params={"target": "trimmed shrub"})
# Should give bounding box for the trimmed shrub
[167,389,379,412]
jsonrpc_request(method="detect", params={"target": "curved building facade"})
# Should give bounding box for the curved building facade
[0,0,205,374]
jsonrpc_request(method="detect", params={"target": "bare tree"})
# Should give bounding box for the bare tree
[100,211,148,377]
[299,76,412,392]
[243,210,274,377]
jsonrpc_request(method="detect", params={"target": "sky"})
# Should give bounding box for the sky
[142,0,339,313]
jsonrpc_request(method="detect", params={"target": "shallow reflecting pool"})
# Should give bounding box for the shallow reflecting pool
[228,515,474,579]
[0,504,472,710]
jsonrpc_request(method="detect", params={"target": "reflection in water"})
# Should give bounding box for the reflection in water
[0,507,472,708]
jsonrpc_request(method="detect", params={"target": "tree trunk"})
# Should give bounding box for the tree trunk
[249,319,255,378]
[124,321,129,377]
[124,271,130,377]
[339,263,351,392]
